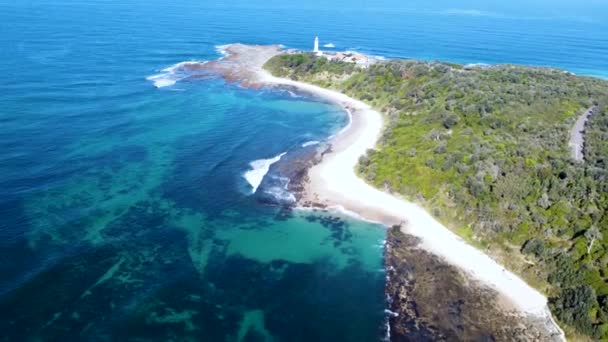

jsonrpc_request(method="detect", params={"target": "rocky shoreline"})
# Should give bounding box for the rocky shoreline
[258,139,332,209]
[385,225,563,341]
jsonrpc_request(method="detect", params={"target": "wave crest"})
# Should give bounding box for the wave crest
[302,140,320,148]
[146,61,206,88]
[243,153,286,193]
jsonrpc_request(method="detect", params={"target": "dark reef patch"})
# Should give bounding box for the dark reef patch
[257,142,331,208]
[385,225,561,341]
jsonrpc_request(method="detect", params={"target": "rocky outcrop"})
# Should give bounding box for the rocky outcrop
[256,141,331,208]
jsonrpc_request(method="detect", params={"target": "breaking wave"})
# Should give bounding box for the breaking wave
[464,62,491,69]
[146,61,205,88]
[287,90,301,98]
[302,140,320,147]
[262,176,297,204]
[215,44,230,57]
[243,152,286,193]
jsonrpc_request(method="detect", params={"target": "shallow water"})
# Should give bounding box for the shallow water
[1,0,607,340]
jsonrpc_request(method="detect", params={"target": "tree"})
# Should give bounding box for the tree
[537,193,551,209]
[550,285,598,336]
[442,113,460,129]
[585,226,602,255]
[521,239,546,258]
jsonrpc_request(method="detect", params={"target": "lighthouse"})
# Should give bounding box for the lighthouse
[313,36,321,55]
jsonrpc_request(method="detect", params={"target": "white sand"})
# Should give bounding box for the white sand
[258,71,563,338]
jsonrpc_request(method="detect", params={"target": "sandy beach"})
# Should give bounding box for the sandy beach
[199,44,565,339]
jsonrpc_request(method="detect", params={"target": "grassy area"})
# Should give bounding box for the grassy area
[265,54,608,340]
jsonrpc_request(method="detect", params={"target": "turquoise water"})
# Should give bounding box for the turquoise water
[1,0,608,340]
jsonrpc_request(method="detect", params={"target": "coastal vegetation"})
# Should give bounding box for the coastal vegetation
[265,53,608,340]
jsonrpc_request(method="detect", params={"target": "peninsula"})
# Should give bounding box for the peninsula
[177,43,608,340]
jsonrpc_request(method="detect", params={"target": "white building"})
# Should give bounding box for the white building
[313,36,322,56]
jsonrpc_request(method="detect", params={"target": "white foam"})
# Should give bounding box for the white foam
[323,43,336,48]
[331,205,383,225]
[243,152,286,193]
[215,45,231,58]
[384,309,399,317]
[335,108,353,137]
[146,74,176,88]
[302,140,320,147]
[263,176,296,203]
[373,239,387,249]
[287,90,301,98]
[146,61,205,88]
[264,186,296,203]
[383,320,391,342]
[464,62,491,69]
[326,107,353,141]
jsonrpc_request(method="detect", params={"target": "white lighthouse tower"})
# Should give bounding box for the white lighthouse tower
[313,36,321,55]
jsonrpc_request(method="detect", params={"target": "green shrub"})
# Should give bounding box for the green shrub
[550,285,598,336]
[265,54,608,338]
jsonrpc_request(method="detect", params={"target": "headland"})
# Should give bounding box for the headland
[170,43,566,340]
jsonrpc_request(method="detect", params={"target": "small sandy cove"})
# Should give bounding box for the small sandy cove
[210,44,565,338]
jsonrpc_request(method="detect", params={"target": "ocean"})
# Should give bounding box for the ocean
[1,0,607,340]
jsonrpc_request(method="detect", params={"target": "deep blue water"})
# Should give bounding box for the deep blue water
[1,0,607,340]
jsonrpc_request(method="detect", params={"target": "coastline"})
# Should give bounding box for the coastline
[191,44,566,340]
[260,56,543,309]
